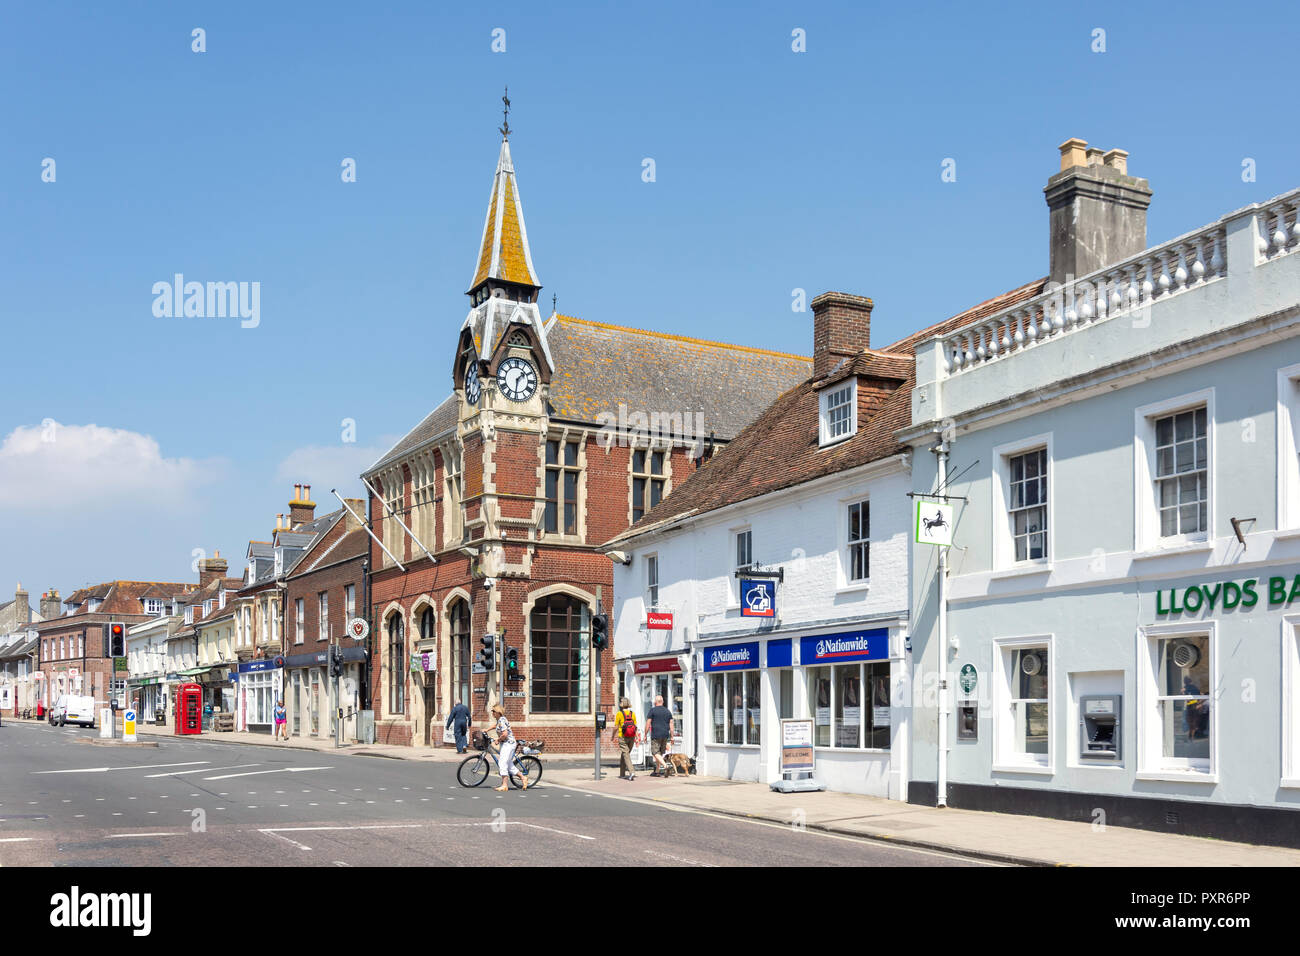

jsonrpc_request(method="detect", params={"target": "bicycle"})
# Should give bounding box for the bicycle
[456,730,544,789]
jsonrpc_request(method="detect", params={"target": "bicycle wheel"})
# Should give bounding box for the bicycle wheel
[457,754,491,788]
[510,756,543,789]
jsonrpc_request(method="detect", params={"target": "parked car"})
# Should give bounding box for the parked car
[49,694,97,728]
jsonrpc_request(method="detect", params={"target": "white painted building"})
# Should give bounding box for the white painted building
[607,293,920,797]
[902,142,1300,843]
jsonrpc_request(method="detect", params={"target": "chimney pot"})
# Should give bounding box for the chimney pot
[1103,148,1128,175]
[1058,137,1088,171]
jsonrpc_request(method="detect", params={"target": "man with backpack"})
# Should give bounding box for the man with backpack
[611,696,638,781]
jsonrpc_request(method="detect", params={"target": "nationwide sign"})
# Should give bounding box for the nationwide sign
[646,611,674,630]
[799,629,888,665]
[703,641,760,672]
[740,579,775,618]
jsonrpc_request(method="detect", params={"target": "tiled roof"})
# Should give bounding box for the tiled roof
[56,581,192,619]
[608,280,1046,542]
[544,315,811,439]
[366,316,811,478]
[470,139,540,289]
[367,394,458,474]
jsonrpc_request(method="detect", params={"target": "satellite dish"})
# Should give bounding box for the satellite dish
[1021,652,1043,676]
[1172,643,1201,669]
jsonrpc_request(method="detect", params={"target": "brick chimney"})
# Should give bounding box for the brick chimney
[40,589,61,620]
[288,483,316,527]
[810,292,874,379]
[198,550,229,588]
[1045,138,1152,285]
[14,582,30,625]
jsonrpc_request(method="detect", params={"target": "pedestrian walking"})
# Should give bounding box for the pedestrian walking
[273,698,288,741]
[446,699,471,753]
[612,697,638,781]
[490,704,526,791]
[646,695,674,776]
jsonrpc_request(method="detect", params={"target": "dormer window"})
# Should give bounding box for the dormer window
[219,591,227,609]
[184,606,194,624]
[88,599,102,613]
[144,599,164,616]
[274,551,283,577]
[819,380,858,447]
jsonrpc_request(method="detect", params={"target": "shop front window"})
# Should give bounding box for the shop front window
[809,662,890,750]
[710,674,726,743]
[1157,634,1211,764]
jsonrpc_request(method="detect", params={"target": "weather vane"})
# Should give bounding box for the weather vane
[499,86,511,140]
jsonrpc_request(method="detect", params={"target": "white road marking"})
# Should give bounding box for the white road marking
[204,767,333,780]
[107,832,182,839]
[0,838,34,843]
[644,848,717,867]
[145,764,259,778]
[33,761,209,775]
[259,830,312,851]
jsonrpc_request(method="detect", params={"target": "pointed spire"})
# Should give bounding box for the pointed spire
[470,93,540,293]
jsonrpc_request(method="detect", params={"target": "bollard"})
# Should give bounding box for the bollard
[99,709,112,738]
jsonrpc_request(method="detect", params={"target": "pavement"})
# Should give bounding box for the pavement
[11,716,1300,866]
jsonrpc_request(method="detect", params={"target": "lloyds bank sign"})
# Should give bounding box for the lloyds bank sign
[1156,573,1300,616]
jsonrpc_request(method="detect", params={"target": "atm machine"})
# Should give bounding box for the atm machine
[1079,694,1121,760]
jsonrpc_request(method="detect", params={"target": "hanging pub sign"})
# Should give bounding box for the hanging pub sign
[914,500,955,546]
[740,579,775,617]
[646,611,674,630]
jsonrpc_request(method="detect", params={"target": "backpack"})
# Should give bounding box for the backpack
[621,709,637,738]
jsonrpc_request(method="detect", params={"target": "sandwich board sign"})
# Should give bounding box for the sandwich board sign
[772,718,824,793]
[915,500,955,547]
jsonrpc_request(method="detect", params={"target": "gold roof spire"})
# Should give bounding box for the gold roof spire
[470,90,540,291]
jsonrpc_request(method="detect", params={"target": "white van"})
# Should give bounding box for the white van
[49,694,97,728]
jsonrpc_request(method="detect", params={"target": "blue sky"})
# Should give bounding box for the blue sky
[1,0,1296,602]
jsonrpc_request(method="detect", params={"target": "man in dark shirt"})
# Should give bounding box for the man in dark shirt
[446,700,472,753]
[646,695,674,776]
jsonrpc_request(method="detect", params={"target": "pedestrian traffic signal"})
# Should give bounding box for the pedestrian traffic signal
[108,622,126,657]
[591,613,609,650]
[479,634,496,671]
[505,647,519,679]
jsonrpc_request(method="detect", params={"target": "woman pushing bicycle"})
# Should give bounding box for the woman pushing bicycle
[490,703,526,792]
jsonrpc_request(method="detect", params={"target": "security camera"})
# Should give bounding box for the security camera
[606,550,631,566]
[483,577,496,590]
[457,546,479,560]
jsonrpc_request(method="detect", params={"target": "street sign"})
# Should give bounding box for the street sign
[123,708,137,743]
[347,617,369,641]
[915,500,955,546]
[740,580,775,617]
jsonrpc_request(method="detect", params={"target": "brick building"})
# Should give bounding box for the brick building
[34,580,191,708]
[361,129,811,749]
[282,491,368,741]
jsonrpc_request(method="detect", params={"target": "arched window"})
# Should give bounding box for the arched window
[419,607,435,642]
[449,599,471,710]
[387,612,405,714]
[529,594,590,713]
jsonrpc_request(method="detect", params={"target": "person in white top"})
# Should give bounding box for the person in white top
[490,704,526,792]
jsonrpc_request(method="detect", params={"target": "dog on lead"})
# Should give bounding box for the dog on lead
[662,752,696,776]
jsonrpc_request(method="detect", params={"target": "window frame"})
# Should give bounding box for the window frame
[1136,621,1217,781]
[631,447,667,523]
[845,498,870,584]
[1134,389,1215,552]
[818,380,858,447]
[294,598,304,645]
[992,433,1053,570]
[387,611,405,715]
[709,667,762,746]
[1276,363,1300,533]
[645,553,659,610]
[318,592,329,642]
[543,438,583,538]
[992,635,1055,774]
[528,593,592,714]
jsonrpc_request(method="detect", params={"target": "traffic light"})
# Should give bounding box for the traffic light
[108,622,125,658]
[505,647,519,679]
[329,646,342,678]
[479,634,496,671]
[591,613,609,650]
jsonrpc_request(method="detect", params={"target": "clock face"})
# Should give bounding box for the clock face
[496,356,538,402]
[465,372,481,406]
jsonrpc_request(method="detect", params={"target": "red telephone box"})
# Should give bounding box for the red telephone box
[176,683,203,735]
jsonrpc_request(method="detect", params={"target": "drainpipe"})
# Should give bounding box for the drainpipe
[933,434,950,808]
